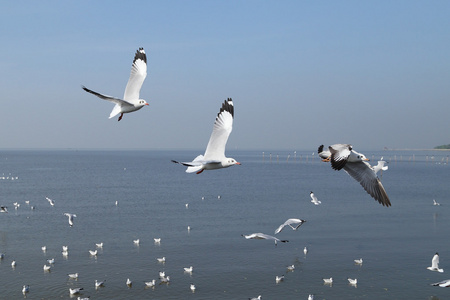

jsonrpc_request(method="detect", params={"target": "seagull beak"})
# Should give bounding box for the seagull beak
[145,103,149,106]
[364,158,370,161]
[236,162,241,165]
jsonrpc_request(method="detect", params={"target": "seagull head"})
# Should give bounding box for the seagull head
[227,158,241,166]
[138,99,149,107]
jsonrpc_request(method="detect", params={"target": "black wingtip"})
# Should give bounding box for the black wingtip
[134,47,147,64]
[218,98,234,118]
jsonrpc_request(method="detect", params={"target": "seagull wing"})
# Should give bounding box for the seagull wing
[329,144,352,170]
[343,161,391,207]
[123,48,147,101]
[82,86,133,106]
[203,99,234,161]
[274,223,286,234]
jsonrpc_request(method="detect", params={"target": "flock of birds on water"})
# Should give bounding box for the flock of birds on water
[1,47,448,298]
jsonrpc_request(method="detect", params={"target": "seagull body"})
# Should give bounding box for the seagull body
[154,238,161,244]
[310,191,322,205]
[274,218,306,234]
[89,250,98,256]
[172,99,240,174]
[287,264,295,271]
[1,206,8,213]
[82,48,148,121]
[160,276,170,284]
[323,277,333,284]
[354,258,363,265]
[304,246,308,255]
[190,283,196,292]
[242,233,289,245]
[63,213,76,226]
[145,279,156,287]
[308,295,314,300]
[62,245,69,252]
[11,260,16,268]
[320,144,391,207]
[431,279,450,287]
[133,239,140,245]
[96,242,103,248]
[69,287,83,295]
[249,295,262,300]
[68,273,79,279]
[184,266,193,273]
[47,258,55,264]
[95,279,105,288]
[348,278,358,285]
[43,264,51,271]
[157,257,166,263]
[427,253,444,272]
[22,285,30,294]
[275,275,284,283]
[433,199,441,206]
[126,278,132,287]
[46,197,55,206]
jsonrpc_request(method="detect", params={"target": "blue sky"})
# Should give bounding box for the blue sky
[1,1,449,151]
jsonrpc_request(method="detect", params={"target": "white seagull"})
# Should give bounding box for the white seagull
[242,233,289,246]
[323,277,333,284]
[126,278,132,287]
[157,257,166,263]
[22,285,30,294]
[95,279,105,288]
[0,206,7,213]
[249,295,262,300]
[82,47,149,121]
[69,287,83,295]
[68,273,79,279]
[154,238,161,244]
[144,279,156,287]
[354,258,363,265]
[96,242,103,248]
[184,266,193,273]
[47,258,55,264]
[310,191,322,205]
[433,199,441,206]
[274,218,306,234]
[427,252,444,272]
[287,264,295,271]
[348,278,358,285]
[64,213,76,227]
[319,144,391,207]
[43,264,51,271]
[172,98,240,174]
[46,197,55,206]
[160,276,170,284]
[431,279,450,287]
[89,249,98,256]
[275,275,284,283]
[133,239,140,245]
[190,283,196,292]
[304,246,308,255]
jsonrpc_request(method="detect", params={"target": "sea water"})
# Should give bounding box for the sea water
[0,149,449,299]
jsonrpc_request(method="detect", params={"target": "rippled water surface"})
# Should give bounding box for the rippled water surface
[0,149,449,299]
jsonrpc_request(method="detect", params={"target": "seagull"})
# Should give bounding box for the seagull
[274,218,306,234]
[157,257,166,263]
[133,239,140,245]
[275,275,285,283]
[11,260,16,268]
[46,197,55,206]
[427,252,444,272]
[160,276,170,284]
[190,283,196,292]
[89,250,98,256]
[184,266,193,273]
[171,98,240,174]
[354,258,363,265]
[77,297,90,300]
[154,238,161,244]
[62,250,69,257]
[248,295,262,300]
[69,287,83,295]
[310,191,321,205]
[287,264,295,271]
[0,206,8,213]
[22,285,30,294]
[0,253,4,259]
[319,144,391,207]
[431,279,450,287]
[63,213,76,226]
[47,258,55,264]
[62,245,69,252]
[95,279,105,288]
[323,277,333,284]
[82,48,149,121]
[96,242,103,248]
[68,273,79,279]
[308,295,314,300]
[159,271,166,278]
[433,199,441,206]
[144,279,156,287]
[348,278,358,285]
[304,246,308,255]
[242,233,289,246]
[43,264,51,271]
[126,278,132,287]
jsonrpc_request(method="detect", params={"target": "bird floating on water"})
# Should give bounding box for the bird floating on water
[323,277,333,284]
[190,283,196,292]
[43,264,51,271]
[304,246,308,255]
[242,233,289,246]
[275,275,284,283]
[22,285,30,294]
[318,144,391,207]
[68,273,79,279]
[89,250,98,256]
[126,278,132,287]
[96,242,103,248]
[274,218,306,234]
[248,295,262,300]
[157,257,166,263]
[145,279,156,287]
[172,98,240,174]
[427,252,444,272]
[82,48,149,121]
[354,258,363,265]
[287,264,295,271]
[348,278,358,285]
[184,266,193,273]
[69,287,83,295]
[1,206,8,213]
[95,279,105,288]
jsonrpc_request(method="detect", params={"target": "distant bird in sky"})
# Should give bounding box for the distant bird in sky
[310,191,322,205]
[427,252,444,272]
[82,48,149,121]
[431,279,450,287]
[319,144,391,207]
[274,218,306,234]
[64,213,76,227]
[242,233,289,246]
[172,98,240,174]
[433,199,441,206]
[46,197,55,206]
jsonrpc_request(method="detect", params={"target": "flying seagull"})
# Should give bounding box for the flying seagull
[172,98,240,174]
[242,233,289,246]
[310,191,321,205]
[427,252,444,272]
[274,218,306,234]
[319,144,391,207]
[82,48,149,121]
[64,213,76,227]
[431,279,450,287]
